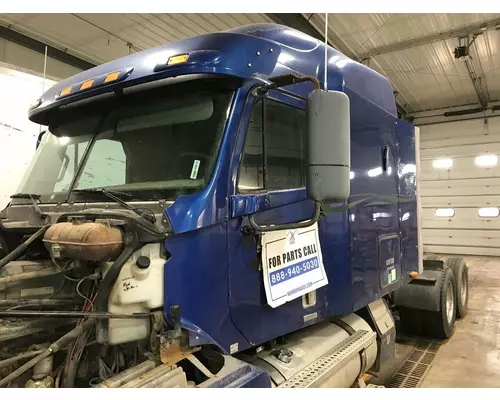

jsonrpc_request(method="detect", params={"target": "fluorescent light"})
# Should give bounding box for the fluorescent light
[387,166,392,175]
[435,208,455,217]
[368,167,382,177]
[350,171,355,179]
[402,212,410,221]
[432,158,453,169]
[478,207,499,218]
[475,154,498,167]
[349,214,355,222]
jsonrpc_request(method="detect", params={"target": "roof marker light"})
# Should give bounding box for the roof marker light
[167,54,189,66]
[80,79,94,90]
[104,71,120,83]
[60,86,72,97]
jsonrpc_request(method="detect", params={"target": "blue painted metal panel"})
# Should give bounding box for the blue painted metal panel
[323,88,401,315]
[227,209,326,347]
[164,223,250,352]
[396,120,418,284]
[225,85,325,347]
[29,32,281,122]
[25,23,414,354]
[228,24,396,117]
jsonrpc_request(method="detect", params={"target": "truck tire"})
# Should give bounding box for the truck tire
[423,267,456,339]
[446,257,468,319]
[398,307,424,336]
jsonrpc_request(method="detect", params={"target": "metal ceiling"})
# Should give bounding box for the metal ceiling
[304,13,500,115]
[1,13,500,115]
[0,14,273,65]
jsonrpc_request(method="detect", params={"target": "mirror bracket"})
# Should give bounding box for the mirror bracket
[247,201,322,233]
[255,74,321,97]
[36,130,46,150]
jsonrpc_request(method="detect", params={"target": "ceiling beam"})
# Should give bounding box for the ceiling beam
[464,57,489,109]
[267,14,324,42]
[266,13,410,120]
[359,17,500,60]
[0,25,95,71]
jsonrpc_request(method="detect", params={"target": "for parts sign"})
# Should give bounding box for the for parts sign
[261,222,328,308]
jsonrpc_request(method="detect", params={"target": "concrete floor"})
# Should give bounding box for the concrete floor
[419,255,500,387]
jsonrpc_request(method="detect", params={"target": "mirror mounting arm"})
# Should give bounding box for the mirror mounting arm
[248,201,322,233]
[256,74,321,96]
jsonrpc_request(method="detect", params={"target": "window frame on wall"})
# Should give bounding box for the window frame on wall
[435,208,455,218]
[475,154,498,167]
[237,94,307,194]
[477,207,500,218]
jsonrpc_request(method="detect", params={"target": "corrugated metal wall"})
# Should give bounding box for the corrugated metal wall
[419,116,500,256]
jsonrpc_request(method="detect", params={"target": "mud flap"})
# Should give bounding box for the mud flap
[392,268,444,312]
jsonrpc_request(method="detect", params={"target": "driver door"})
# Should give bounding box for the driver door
[227,93,326,346]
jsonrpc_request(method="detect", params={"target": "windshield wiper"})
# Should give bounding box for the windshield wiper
[10,193,42,199]
[72,188,156,224]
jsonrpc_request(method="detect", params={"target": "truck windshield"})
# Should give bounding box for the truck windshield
[16,88,233,203]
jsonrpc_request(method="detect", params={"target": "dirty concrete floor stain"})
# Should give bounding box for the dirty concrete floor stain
[421,255,500,388]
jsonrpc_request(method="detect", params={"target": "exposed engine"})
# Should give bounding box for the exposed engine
[0,212,212,388]
[0,209,382,389]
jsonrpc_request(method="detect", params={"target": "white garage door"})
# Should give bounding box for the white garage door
[419,116,500,256]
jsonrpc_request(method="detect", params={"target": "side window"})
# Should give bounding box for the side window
[265,99,306,190]
[238,98,306,192]
[238,100,264,191]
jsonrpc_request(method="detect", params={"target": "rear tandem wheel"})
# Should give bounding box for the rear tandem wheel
[445,257,469,319]
[422,254,468,319]
[399,266,457,339]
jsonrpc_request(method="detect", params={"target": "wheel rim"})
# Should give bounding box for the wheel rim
[461,269,467,305]
[446,283,454,324]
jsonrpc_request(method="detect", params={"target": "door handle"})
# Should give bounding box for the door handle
[382,146,389,172]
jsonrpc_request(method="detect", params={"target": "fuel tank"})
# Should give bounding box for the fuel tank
[250,313,377,388]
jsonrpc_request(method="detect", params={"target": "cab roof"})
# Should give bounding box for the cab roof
[29,23,396,124]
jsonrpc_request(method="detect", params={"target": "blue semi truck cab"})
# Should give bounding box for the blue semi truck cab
[0,24,467,388]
